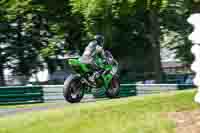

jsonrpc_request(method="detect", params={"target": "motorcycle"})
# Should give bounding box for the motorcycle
[63,50,120,103]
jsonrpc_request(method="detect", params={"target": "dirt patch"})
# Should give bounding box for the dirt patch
[167,110,200,133]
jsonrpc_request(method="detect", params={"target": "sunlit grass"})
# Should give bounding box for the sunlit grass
[0,90,199,133]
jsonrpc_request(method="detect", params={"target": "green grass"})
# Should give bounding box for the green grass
[0,90,199,133]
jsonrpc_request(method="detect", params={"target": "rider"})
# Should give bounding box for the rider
[79,34,107,81]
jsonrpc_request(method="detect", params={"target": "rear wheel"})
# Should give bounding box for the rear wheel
[63,75,84,103]
[105,76,120,98]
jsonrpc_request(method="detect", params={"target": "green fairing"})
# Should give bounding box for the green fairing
[68,59,90,73]
[95,57,113,87]
[105,65,112,70]
[103,74,113,88]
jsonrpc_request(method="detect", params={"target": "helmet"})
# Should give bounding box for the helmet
[94,34,104,46]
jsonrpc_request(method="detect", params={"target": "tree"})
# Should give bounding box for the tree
[0,0,195,85]
[160,0,200,65]
[0,0,84,81]
[0,0,13,85]
[71,0,170,82]
[0,0,45,81]
[30,0,85,73]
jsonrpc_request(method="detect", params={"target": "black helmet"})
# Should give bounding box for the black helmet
[94,34,104,46]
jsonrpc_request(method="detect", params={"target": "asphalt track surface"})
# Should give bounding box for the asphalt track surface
[0,103,67,117]
[0,97,107,118]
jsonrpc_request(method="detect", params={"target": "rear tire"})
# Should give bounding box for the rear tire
[105,76,120,98]
[63,75,84,103]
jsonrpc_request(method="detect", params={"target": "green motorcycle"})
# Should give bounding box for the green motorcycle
[63,51,120,103]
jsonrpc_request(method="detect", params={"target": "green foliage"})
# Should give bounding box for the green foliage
[40,43,58,58]
[160,0,194,64]
[70,0,197,82]
[70,0,194,63]
[71,0,171,49]
[0,0,197,82]
[0,0,85,78]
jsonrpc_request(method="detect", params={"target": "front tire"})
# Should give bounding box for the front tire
[105,76,120,98]
[63,75,84,103]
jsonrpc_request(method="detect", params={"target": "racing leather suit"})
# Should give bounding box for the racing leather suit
[79,40,106,81]
[79,40,106,69]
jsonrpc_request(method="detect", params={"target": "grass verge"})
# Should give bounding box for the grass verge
[0,90,199,133]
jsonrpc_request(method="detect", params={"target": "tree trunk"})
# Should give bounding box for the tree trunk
[147,10,162,83]
[0,64,5,86]
[152,40,162,83]
[44,57,56,74]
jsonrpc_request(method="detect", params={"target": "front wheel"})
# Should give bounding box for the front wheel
[105,76,120,98]
[63,75,84,103]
